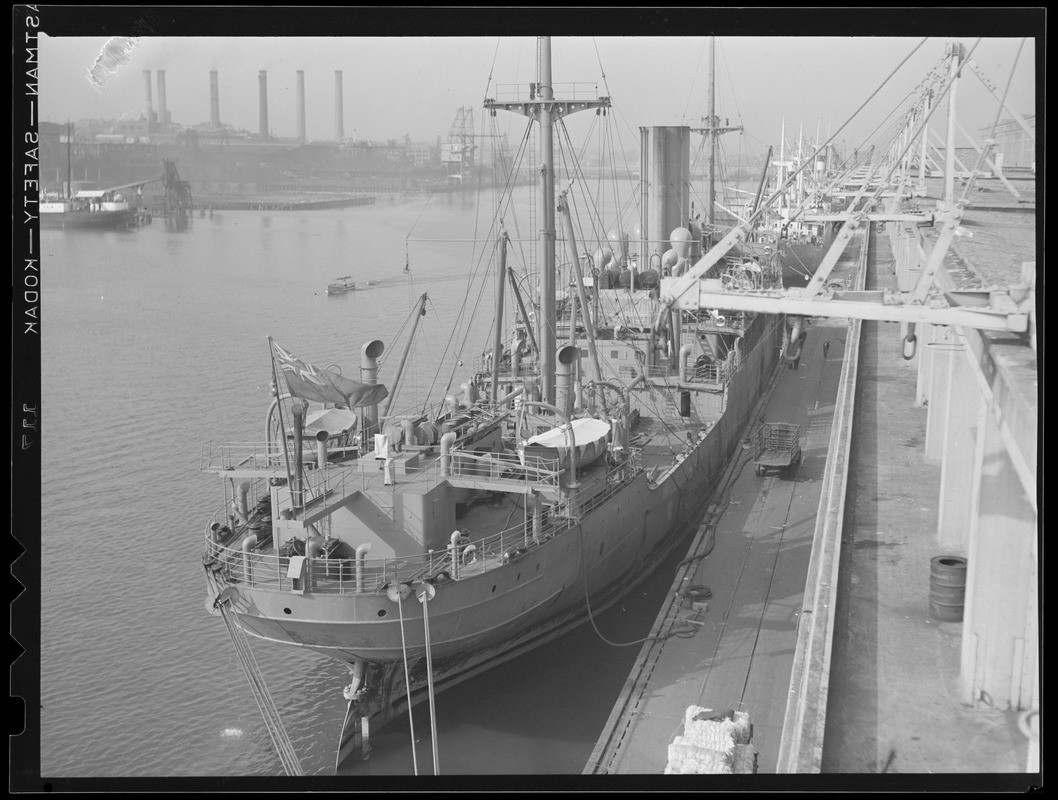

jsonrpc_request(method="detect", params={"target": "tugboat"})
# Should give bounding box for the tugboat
[327,276,357,295]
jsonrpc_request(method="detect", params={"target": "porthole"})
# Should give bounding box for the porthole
[377,609,387,618]
[283,607,292,615]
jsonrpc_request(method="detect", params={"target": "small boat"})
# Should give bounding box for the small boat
[521,417,612,470]
[327,276,357,294]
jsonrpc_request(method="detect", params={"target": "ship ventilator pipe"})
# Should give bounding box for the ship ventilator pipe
[450,531,462,580]
[360,339,385,437]
[236,481,251,523]
[241,534,258,584]
[556,345,578,420]
[680,343,695,382]
[355,543,372,593]
[440,432,457,477]
[316,429,329,469]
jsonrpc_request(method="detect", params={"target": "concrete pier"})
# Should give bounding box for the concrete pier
[587,176,1037,782]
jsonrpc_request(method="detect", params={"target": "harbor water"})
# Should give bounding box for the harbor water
[38,188,695,778]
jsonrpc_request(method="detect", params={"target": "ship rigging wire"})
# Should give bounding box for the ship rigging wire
[959,37,1026,202]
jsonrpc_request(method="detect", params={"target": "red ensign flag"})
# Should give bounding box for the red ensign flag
[270,339,388,408]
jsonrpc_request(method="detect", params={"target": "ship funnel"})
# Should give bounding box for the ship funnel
[259,70,269,138]
[556,345,578,419]
[360,339,385,435]
[296,70,306,142]
[157,70,168,126]
[642,126,691,259]
[209,70,220,129]
[334,70,344,139]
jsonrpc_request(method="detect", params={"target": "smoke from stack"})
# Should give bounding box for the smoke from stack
[335,70,344,140]
[259,70,268,138]
[210,70,220,129]
[297,70,306,142]
[157,70,168,126]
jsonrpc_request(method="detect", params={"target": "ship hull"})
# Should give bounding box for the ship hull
[208,312,783,767]
[39,209,136,229]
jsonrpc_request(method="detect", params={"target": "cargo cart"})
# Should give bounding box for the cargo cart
[753,422,802,477]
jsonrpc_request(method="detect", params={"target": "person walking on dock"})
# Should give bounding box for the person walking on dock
[823,340,830,360]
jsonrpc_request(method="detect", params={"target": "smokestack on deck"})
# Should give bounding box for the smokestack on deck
[157,70,168,126]
[210,70,220,129]
[259,70,269,138]
[143,70,153,127]
[297,70,306,142]
[334,70,344,139]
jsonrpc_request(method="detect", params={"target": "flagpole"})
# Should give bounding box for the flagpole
[267,336,298,516]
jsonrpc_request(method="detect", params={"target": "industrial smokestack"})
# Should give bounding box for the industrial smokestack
[157,70,168,126]
[296,70,306,142]
[334,70,344,140]
[143,70,153,126]
[259,70,268,138]
[209,70,220,129]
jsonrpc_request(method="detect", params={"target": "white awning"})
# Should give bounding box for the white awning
[300,407,358,438]
[525,417,610,448]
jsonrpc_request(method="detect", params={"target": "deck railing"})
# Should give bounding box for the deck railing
[203,450,644,596]
[200,441,285,473]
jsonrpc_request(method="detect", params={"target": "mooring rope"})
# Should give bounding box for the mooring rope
[212,584,304,776]
[396,591,420,776]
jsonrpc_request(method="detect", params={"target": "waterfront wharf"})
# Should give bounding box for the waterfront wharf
[586,312,850,776]
[586,175,1037,783]
[193,194,376,211]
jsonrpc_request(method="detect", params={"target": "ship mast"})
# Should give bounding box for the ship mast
[66,121,73,199]
[706,37,716,231]
[484,37,610,407]
[692,37,741,249]
[538,37,557,405]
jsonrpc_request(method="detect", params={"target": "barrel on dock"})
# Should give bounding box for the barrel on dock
[929,555,967,621]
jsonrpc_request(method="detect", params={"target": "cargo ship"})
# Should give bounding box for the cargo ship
[200,36,798,773]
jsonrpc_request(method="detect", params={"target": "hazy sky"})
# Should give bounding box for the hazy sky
[37,33,1036,157]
